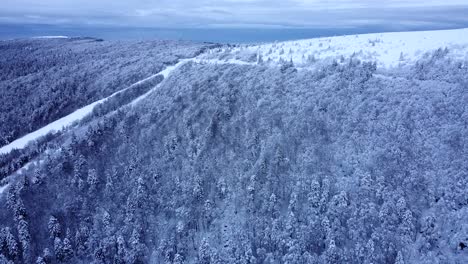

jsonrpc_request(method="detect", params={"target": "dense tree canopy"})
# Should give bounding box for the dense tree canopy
[0,42,467,263]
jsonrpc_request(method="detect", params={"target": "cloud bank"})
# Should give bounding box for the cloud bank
[2,0,468,29]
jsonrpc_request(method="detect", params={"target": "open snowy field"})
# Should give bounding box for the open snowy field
[211,28,468,68]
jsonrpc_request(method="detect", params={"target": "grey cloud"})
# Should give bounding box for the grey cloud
[1,0,468,28]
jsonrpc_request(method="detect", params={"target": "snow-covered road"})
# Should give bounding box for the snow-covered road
[0,68,166,155]
[0,184,8,195]
[192,58,256,66]
[130,59,192,106]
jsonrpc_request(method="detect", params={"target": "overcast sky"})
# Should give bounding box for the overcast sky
[2,0,468,29]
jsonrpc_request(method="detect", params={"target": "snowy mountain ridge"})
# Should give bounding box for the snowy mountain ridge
[210,27,468,68]
[0,28,467,264]
[2,28,467,156]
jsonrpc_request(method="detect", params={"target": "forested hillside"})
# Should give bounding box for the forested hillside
[0,31,467,264]
[0,38,213,147]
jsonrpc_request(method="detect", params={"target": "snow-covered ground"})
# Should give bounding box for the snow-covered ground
[192,58,256,66]
[219,28,468,68]
[0,155,46,198]
[32,36,70,39]
[0,184,8,195]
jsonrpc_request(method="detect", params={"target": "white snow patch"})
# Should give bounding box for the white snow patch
[15,158,42,176]
[32,36,69,39]
[227,28,468,68]
[192,58,256,66]
[0,184,8,195]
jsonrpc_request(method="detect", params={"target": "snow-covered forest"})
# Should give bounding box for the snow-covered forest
[0,38,215,148]
[0,29,467,264]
